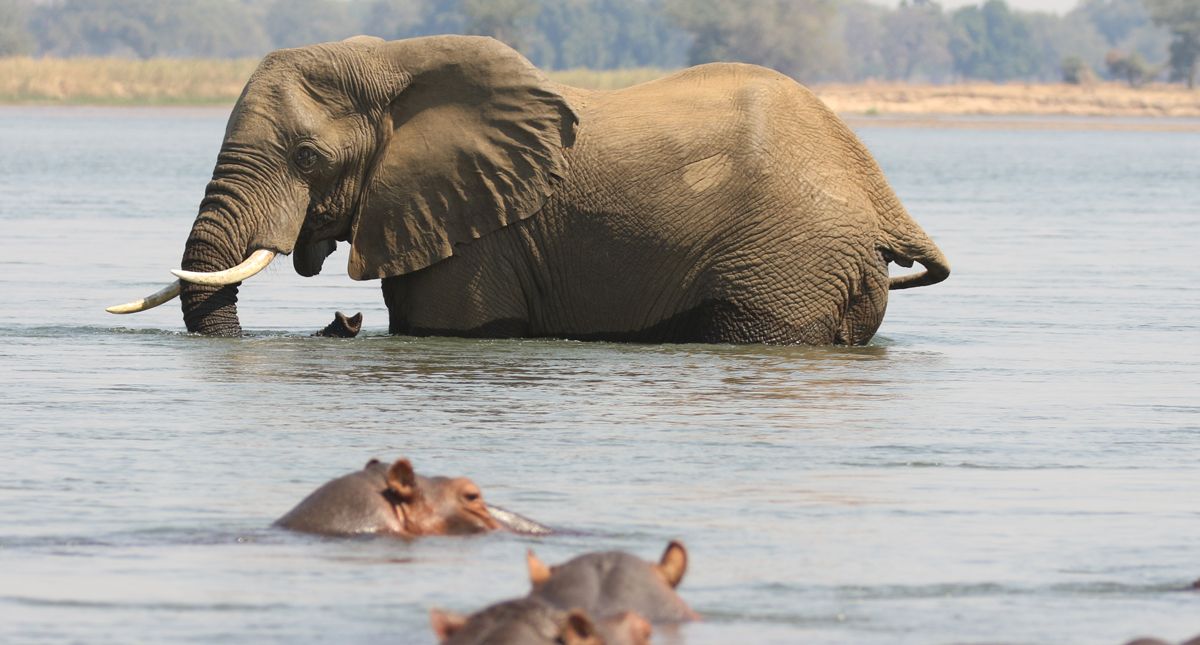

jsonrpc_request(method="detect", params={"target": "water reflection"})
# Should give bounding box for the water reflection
[3,110,1200,644]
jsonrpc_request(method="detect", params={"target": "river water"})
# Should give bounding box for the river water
[0,106,1197,644]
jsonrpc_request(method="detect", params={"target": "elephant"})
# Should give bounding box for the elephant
[526,541,697,624]
[430,598,652,645]
[274,456,547,537]
[108,34,950,345]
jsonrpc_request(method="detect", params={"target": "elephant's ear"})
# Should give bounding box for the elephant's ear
[347,36,578,281]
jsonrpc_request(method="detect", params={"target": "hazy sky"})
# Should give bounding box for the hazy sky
[877,0,1080,13]
[942,0,1078,12]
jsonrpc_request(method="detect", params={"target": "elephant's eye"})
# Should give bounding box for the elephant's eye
[293,146,319,171]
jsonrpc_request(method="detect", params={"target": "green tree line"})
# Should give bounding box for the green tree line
[0,0,1196,87]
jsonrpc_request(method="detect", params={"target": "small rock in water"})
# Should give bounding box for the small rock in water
[312,312,363,338]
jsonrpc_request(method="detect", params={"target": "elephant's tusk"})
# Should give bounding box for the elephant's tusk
[171,249,276,286]
[106,279,182,314]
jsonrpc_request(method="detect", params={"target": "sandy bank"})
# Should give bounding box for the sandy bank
[3,57,1198,123]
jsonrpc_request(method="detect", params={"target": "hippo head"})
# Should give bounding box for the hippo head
[274,456,501,537]
[526,541,697,623]
[381,458,501,535]
[430,598,651,645]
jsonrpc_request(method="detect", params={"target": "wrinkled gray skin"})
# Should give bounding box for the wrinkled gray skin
[431,598,650,645]
[274,458,545,536]
[178,35,948,343]
[530,546,696,623]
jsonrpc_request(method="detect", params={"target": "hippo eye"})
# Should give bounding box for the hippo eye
[293,145,319,171]
[463,491,480,503]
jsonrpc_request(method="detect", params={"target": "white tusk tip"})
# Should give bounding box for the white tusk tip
[105,279,181,314]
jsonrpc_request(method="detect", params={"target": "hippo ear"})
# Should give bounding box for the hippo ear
[604,611,653,645]
[429,608,467,643]
[386,458,419,502]
[560,609,598,643]
[526,549,552,587]
[656,540,688,588]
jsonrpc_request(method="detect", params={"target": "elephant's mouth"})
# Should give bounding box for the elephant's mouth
[293,237,338,278]
[297,212,354,246]
[293,213,356,277]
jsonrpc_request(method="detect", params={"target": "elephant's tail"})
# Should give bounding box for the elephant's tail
[878,200,951,290]
[888,241,950,290]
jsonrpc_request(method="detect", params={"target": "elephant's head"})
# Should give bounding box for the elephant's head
[110,35,576,335]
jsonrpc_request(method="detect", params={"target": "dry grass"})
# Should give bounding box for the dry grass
[3,57,1198,118]
[0,57,672,104]
[548,67,676,90]
[0,57,259,104]
[815,81,1200,118]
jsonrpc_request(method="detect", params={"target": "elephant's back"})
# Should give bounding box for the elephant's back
[565,63,804,161]
[561,61,870,199]
[561,61,895,238]
[553,61,880,241]
[565,62,815,111]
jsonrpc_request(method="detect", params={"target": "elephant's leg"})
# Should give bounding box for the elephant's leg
[380,253,532,338]
[693,237,888,345]
[835,251,890,345]
[653,299,810,344]
[381,276,414,335]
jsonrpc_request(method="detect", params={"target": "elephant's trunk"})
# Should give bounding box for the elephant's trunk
[180,209,248,336]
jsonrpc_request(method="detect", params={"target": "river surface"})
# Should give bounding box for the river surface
[0,106,1197,644]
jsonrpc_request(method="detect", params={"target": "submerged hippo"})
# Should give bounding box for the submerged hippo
[275,457,547,537]
[527,541,698,623]
[1124,637,1200,645]
[430,597,651,645]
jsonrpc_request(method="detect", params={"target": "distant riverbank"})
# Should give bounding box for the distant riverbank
[0,57,670,104]
[817,81,1200,118]
[3,57,1198,118]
